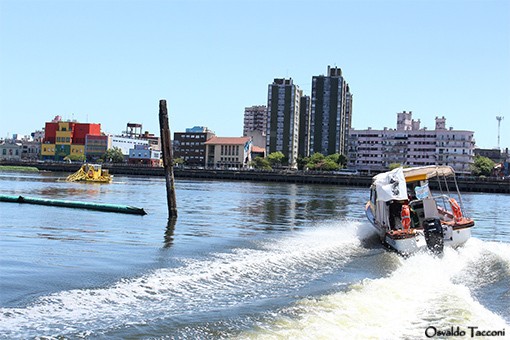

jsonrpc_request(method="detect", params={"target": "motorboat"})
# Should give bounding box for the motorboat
[365,165,474,255]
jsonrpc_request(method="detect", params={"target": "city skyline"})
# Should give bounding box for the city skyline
[1,0,508,150]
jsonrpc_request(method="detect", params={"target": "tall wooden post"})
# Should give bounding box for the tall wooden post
[159,99,178,217]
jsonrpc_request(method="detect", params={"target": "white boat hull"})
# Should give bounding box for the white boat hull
[365,165,475,255]
[384,232,425,254]
[366,202,472,255]
[382,227,471,255]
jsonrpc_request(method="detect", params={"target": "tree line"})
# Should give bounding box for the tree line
[73,146,500,177]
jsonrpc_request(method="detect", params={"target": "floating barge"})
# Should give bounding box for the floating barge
[66,164,112,183]
[0,195,146,215]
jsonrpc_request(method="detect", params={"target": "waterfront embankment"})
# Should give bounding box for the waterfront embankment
[1,161,509,193]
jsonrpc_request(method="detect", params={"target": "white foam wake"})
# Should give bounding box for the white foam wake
[0,220,368,338]
[242,238,510,339]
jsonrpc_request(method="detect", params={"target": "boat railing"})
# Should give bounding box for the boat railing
[432,194,450,208]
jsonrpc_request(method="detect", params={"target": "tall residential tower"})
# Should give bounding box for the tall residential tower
[298,95,311,158]
[266,78,301,168]
[243,105,267,137]
[310,66,353,156]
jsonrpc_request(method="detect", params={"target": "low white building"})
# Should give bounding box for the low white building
[109,135,149,156]
[204,136,251,169]
[0,141,22,161]
[348,112,475,174]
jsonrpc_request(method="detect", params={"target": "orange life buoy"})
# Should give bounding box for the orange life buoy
[401,204,411,231]
[88,169,94,178]
[450,198,462,221]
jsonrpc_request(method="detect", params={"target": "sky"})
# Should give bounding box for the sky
[0,0,509,149]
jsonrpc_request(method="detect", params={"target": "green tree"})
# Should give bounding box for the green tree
[250,156,272,170]
[296,156,309,170]
[326,153,340,164]
[103,147,125,163]
[173,157,184,167]
[56,151,67,160]
[267,151,285,167]
[64,154,86,162]
[309,152,325,163]
[471,155,495,176]
[389,163,402,170]
[327,153,347,168]
[320,158,340,171]
[305,152,340,171]
[306,153,324,170]
[337,154,348,168]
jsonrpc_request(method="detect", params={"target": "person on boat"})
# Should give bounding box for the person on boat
[407,183,418,201]
[388,200,405,230]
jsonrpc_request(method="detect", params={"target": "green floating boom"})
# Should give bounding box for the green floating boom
[0,195,147,216]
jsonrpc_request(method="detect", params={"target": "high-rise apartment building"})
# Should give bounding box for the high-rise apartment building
[266,78,302,168]
[243,105,267,137]
[348,111,475,174]
[310,66,353,156]
[298,95,311,158]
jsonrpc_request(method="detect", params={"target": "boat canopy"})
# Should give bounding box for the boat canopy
[372,167,408,202]
[402,165,455,183]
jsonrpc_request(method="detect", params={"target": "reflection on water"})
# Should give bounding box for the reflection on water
[462,192,510,242]
[234,183,366,230]
[164,218,177,248]
[0,176,373,307]
[0,173,510,339]
[36,186,103,198]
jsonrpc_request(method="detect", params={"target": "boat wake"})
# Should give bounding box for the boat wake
[242,238,510,339]
[1,220,508,339]
[0,220,370,339]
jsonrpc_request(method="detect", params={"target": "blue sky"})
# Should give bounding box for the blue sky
[1,0,509,149]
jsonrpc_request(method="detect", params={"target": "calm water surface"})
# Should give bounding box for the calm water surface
[0,171,509,339]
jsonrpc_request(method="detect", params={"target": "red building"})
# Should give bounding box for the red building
[43,121,101,145]
[41,118,102,160]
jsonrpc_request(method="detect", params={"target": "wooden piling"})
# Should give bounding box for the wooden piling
[159,99,178,217]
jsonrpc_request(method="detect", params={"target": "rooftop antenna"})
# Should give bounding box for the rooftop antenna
[496,116,504,149]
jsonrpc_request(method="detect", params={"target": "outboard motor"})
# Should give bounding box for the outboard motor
[423,218,444,254]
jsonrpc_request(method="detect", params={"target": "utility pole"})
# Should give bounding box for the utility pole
[159,99,178,218]
[496,116,504,150]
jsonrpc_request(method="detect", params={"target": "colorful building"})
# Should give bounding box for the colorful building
[128,144,162,166]
[41,118,102,161]
[85,134,110,161]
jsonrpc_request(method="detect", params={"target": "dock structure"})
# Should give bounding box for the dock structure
[1,161,509,194]
[0,195,147,215]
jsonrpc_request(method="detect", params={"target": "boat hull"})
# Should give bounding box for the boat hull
[365,201,471,255]
[384,232,425,254]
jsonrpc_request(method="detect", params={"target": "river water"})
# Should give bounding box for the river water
[0,171,509,339]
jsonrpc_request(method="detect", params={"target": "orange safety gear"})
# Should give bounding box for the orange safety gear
[401,204,411,231]
[450,198,463,222]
